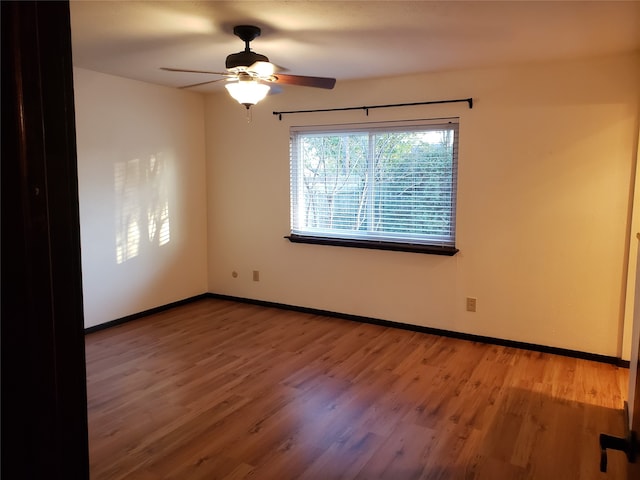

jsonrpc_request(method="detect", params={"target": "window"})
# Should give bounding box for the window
[288,118,459,255]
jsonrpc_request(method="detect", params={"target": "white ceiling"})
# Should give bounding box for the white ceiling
[70,1,640,92]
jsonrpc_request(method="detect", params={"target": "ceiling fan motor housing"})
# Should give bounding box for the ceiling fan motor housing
[226,25,269,69]
[225,50,269,69]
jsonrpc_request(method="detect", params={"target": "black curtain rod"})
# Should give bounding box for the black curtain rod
[273,97,473,120]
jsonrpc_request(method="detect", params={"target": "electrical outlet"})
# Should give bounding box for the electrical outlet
[466,297,477,312]
[253,270,260,282]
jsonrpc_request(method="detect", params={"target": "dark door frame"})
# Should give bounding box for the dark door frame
[1,1,90,478]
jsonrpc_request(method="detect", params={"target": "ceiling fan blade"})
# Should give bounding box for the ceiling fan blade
[272,74,336,89]
[161,67,229,76]
[179,78,226,89]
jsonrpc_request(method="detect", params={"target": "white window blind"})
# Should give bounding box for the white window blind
[289,119,459,252]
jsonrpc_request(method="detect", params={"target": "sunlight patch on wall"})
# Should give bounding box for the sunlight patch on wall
[146,154,171,247]
[115,154,171,264]
[115,158,141,264]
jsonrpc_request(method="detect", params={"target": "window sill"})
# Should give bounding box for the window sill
[285,234,459,256]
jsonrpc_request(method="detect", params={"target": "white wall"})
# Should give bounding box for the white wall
[74,68,208,328]
[205,53,640,357]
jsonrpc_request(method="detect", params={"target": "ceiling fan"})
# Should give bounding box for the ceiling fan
[162,25,336,109]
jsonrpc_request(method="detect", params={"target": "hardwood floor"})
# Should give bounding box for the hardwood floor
[85,298,629,479]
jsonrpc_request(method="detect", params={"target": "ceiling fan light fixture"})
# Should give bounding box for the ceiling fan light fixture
[250,61,276,77]
[225,78,270,109]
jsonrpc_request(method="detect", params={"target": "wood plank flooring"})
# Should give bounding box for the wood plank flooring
[85,298,629,479]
